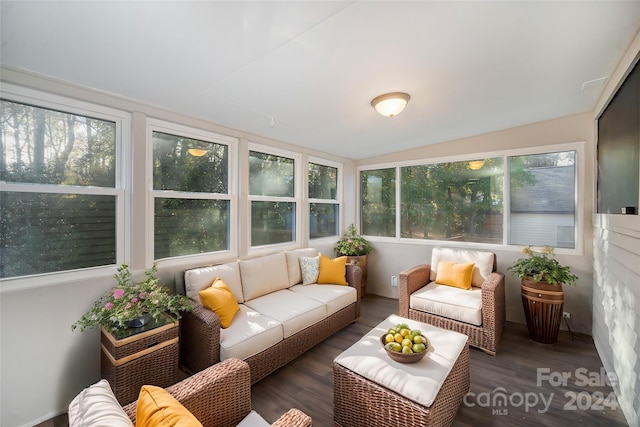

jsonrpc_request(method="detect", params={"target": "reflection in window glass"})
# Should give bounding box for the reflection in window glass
[509,151,576,248]
[361,168,396,237]
[249,151,294,197]
[251,201,295,246]
[310,203,338,238]
[153,131,228,193]
[154,198,229,258]
[400,158,503,243]
[309,163,337,199]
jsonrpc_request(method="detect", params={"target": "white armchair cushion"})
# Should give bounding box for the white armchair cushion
[430,247,494,287]
[68,379,133,427]
[410,282,483,326]
[236,410,270,427]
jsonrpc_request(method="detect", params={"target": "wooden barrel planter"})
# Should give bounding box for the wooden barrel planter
[345,255,368,298]
[520,278,564,344]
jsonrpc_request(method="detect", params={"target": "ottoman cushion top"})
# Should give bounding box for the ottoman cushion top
[334,314,468,407]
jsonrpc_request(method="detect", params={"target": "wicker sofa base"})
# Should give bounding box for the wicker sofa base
[408,309,497,355]
[334,344,470,427]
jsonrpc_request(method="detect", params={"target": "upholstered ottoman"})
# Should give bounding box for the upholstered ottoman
[333,314,470,427]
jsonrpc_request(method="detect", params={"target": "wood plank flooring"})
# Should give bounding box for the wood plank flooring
[38,295,628,427]
[251,295,628,427]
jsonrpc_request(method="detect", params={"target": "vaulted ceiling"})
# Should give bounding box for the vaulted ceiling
[2,1,639,160]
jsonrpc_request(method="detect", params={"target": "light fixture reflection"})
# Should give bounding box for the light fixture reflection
[468,160,485,170]
[188,148,208,157]
[371,92,410,117]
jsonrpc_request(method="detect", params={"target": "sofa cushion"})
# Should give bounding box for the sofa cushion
[240,252,290,301]
[243,290,326,338]
[184,261,243,303]
[299,255,320,285]
[220,304,283,361]
[430,248,494,287]
[136,384,202,427]
[198,278,240,328]
[410,282,483,326]
[435,261,474,290]
[289,284,357,316]
[317,254,348,285]
[285,248,319,286]
[68,379,133,427]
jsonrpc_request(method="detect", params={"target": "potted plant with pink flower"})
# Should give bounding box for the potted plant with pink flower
[72,264,192,334]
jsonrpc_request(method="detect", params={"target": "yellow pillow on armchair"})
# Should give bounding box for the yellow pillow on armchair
[136,385,202,427]
[435,261,475,290]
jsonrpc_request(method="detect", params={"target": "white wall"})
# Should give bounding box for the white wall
[591,28,640,427]
[0,68,354,427]
[358,112,596,335]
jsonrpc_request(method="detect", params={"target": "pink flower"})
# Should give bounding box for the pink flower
[131,297,138,303]
[105,302,113,310]
[113,289,125,299]
[125,303,132,309]
[139,292,146,299]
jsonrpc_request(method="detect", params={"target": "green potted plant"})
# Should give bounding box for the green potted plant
[72,264,193,334]
[335,224,372,297]
[508,246,577,344]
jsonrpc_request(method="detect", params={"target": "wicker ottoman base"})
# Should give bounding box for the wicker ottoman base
[333,316,470,427]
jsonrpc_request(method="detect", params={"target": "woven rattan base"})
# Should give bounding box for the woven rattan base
[334,338,470,427]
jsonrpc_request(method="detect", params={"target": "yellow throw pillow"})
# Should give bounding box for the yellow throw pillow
[198,278,239,328]
[136,385,202,427]
[435,261,475,290]
[317,254,348,285]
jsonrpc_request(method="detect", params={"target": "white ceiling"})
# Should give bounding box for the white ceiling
[1,1,639,160]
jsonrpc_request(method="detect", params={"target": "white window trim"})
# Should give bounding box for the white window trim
[0,84,131,292]
[247,142,302,254]
[146,119,238,268]
[356,141,585,255]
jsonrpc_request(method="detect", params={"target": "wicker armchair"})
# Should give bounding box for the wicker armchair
[122,358,312,427]
[399,248,505,355]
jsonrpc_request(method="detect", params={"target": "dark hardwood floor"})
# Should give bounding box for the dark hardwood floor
[39,295,627,427]
[251,295,628,427]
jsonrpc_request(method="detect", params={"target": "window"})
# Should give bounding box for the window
[308,161,339,239]
[358,147,578,249]
[361,168,396,237]
[0,97,124,278]
[400,158,503,243]
[509,151,576,248]
[249,149,296,246]
[151,125,235,259]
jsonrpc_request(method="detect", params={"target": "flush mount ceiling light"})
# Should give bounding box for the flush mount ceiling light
[371,92,410,117]
[468,160,485,170]
[188,148,208,157]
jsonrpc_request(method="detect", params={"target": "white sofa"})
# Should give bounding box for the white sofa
[177,248,362,383]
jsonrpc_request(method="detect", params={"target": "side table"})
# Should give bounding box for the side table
[100,314,179,406]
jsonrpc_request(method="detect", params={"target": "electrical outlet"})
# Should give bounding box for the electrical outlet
[391,276,398,287]
[563,311,571,319]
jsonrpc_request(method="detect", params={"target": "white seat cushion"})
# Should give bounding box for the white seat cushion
[289,284,357,316]
[220,304,283,361]
[430,247,494,287]
[335,314,468,408]
[236,410,270,427]
[410,282,483,326]
[244,290,326,338]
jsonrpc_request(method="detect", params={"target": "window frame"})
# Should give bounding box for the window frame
[146,119,238,268]
[247,142,302,254]
[0,83,131,291]
[357,141,584,255]
[308,156,342,242]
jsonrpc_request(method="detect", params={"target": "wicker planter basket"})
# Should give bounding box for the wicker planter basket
[520,278,564,344]
[345,255,367,298]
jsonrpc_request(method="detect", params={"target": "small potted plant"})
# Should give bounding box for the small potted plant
[508,246,577,344]
[335,224,372,296]
[72,264,193,334]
